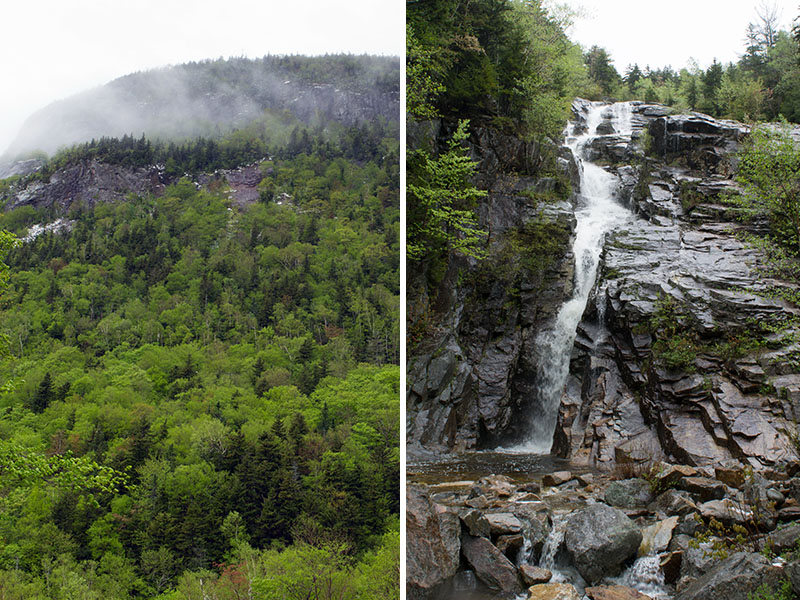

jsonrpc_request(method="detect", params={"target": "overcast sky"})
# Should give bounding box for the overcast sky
[0,0,403,155]
[560,0,796,74]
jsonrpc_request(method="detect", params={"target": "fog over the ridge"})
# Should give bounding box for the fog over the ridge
[4,55,399,160]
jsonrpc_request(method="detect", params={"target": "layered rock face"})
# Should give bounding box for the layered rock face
[4,160,169,212]
[555,104,800,469]
[2,161,267,213]
[409,100,800,467]
[407,122,579,453]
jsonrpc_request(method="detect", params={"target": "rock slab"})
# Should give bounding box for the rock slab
[461,534,522,593]
[674,552,782,600]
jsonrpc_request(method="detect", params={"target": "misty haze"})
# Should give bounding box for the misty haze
[3,54,399,159]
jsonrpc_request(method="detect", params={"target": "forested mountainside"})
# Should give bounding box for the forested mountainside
[0,55,399,599]
[407,1,800,599]
[4,54,399,159]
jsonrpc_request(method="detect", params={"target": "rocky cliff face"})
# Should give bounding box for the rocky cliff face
[1,160,267,213]
[555,105,800,469]
[409,101,800,471]
[407,121,579,454]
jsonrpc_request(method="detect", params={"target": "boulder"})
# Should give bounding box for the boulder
[585,585,653,599]
[564,503,643,584]
[639,516,679,556]
[543,471,573,487]
[649,489,699,517]
[465,494,490,509]
[485,512,524,536]
[674,552,782,600]
[480,474,517,497]
[520,481,543,494]
[604,478,654,508]
[461,534,522,593]
[657,464,698,489]
[767,488,785,505]
[714,463,745,488]
[497,534,525,555]
[678,477,726,502]
[698,499,755,525]
[406,486,461,594]
[460,508,490,537]
[520,564,553,586]
[766,522,800,554]
[680,540,718,580]
[527,583,582,600]
[779,505,800,521]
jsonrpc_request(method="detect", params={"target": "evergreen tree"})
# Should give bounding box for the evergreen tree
[31,372,53,413]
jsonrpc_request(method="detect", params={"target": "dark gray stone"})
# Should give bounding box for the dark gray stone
[407,486,461,595]
[564,503,642,584]
[674,552,782,600]
[604,478,654,508]
[459,508,490,538]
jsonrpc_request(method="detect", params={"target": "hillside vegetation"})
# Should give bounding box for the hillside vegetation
[0,55,399,600]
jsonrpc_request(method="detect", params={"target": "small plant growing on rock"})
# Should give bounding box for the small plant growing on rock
[656,335,698,370]
[747,580,794,600]
[648,293,699,371]
[689,514,751,560]
[679,180,703,213]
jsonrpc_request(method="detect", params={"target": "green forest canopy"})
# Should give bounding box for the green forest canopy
[0,103,399,597]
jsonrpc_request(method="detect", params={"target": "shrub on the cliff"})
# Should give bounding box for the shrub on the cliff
[654,335,698,371]
[407,120,488,263]
[648,294,699,371]
[735,122,800,253]
[507,217,572,277]
[747,581,795,600]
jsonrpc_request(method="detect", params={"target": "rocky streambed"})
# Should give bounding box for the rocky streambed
[408,461,800,600]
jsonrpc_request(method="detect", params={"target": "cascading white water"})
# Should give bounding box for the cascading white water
[611,555,668,599]
[513,102,633,453]
[524,513,669,598]
[534,513,585,589]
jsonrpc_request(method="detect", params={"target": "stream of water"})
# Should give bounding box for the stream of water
[512,102,634,454]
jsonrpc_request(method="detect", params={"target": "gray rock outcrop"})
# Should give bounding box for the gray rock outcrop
[674,552,783,600]
[554,103,800,470]
[408,125,578,452]
[406,485,461,597]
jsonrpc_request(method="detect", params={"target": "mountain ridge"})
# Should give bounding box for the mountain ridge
[4,54,399,159]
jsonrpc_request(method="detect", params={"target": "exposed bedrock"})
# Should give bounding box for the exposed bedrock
[407,120,579,454]
[555,106,800,469]
[410,101,800,469]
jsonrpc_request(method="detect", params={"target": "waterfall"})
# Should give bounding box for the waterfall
[513,102,633,453]
[536,513,586,589]
[611,555,668,599]
[538,515,568,580]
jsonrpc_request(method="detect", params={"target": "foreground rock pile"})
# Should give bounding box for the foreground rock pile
[408,464,800,599]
